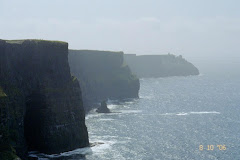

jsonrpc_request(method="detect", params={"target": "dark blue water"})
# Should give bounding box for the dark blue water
[35,60,240,160]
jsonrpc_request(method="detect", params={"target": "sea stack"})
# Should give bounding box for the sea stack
[96,101,111,113]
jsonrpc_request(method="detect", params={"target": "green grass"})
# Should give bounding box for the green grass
[0,87,7,97]
[6,39,67,45]
[0,151,19,160]
[72,76,77,82]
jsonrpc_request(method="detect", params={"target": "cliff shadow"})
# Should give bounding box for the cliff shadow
[24,91,48,152]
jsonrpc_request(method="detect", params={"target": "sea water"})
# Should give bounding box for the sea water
[34,59,240,160]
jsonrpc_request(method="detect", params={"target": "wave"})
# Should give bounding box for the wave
[90,140,116,154]
[29,147,92,159]
[189,111,220,114]
[107,104,122,109]
[99,118,115,121]
[29,139,117,159]
[118,110,142,114]
[161,111,220,116]
[124,101,135,104]
[85,112,102,120]
[176,112,189,116]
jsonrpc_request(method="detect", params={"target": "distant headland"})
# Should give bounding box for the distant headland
[124,53,199,78]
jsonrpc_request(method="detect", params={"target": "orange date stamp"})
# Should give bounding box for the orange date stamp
[199,145,226,151]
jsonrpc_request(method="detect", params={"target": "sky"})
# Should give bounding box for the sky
[0,0,240,59]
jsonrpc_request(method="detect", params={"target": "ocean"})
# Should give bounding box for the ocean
[33,59,240,160]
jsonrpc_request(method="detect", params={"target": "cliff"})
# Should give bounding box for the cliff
[68,50,140,111]
[124,54,199,78]
[0,40,89,159]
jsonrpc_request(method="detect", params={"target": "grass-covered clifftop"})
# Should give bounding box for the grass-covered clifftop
[124,54,199,78]
[0,39,89,159]
[6,39,67,45]
[68,50,140,111]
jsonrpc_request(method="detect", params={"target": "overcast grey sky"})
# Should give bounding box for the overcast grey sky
[0,0,240,58]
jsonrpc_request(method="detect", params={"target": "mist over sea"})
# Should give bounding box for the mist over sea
[34,59,240,160]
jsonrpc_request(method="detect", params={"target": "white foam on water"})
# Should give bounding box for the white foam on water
[118,110,142,114]
[29,147,92,159]
[50,147,92,158]
[99,118,115,121]
[189,111,220,114]
[90,140,116,154]
[162,111,221,116]
[124,101,135,104]
[159,113,175,116]
[107,104,120,109]
[85,113,102,120]
[90,134,116,139]
[176,112,189,116]
[87,109,142,116]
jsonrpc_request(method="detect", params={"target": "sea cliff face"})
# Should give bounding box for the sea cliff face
[0,40,89,159]
[124,54,199,78]
[68,50,140,111]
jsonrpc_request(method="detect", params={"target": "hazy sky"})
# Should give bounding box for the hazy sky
[0,0,240,58]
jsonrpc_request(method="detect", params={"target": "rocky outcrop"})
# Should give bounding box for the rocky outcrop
[96,101,110,113]
[0,40,89,159]
[124,54,199,78]
[68,50,140,111]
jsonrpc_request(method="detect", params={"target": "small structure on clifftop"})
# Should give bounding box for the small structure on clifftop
[96,100,110,113]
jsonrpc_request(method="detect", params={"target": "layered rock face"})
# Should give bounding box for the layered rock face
[0,40,89,158]
[124,54,199,78]
[68,50,140,111]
